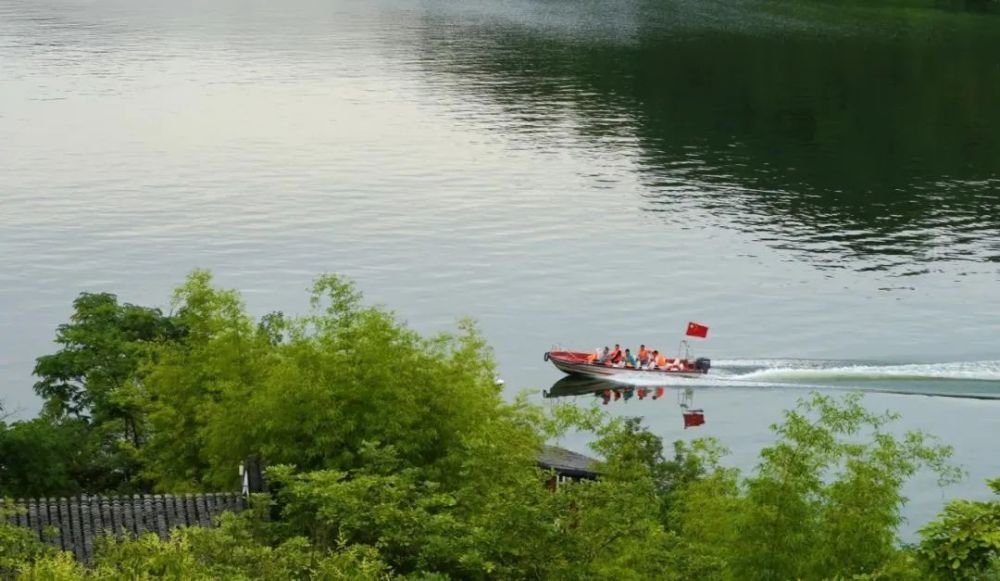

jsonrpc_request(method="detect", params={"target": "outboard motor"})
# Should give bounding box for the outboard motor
[693,357,711,373]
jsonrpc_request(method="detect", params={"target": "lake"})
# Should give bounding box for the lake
[1,0,998,535]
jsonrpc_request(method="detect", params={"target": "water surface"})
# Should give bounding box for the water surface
[1,0,999,534]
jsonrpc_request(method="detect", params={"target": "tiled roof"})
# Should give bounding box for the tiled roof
[1,493,245,562]
[538,445,600,478]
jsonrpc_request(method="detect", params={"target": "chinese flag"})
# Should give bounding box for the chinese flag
[686,322,709,338]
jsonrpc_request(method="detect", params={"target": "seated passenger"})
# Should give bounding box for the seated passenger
[638,344,649,366]
[595,346,610,364]
[655,351,668,370]
[607,344,623,367]
[624,348,638,368]
[613,348,628,368]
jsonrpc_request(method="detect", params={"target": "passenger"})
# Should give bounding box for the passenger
[595,346,610,364]
[624,348,638,368]
[655,351,668,370]
[642,350,657,370]
[607,344,623,366]
[638,344,649,366]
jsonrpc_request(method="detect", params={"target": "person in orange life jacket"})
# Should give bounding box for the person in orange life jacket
[655,351,668,370]
[612,347,631,369]
[637,344,650,366]
[606,344,623,366]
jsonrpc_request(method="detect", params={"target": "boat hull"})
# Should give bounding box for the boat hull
[546,351,707,381]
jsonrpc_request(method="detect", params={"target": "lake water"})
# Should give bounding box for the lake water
[2,0,998,535]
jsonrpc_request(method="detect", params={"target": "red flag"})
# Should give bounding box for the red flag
[686,322,709,338]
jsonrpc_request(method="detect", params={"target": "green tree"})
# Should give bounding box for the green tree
[261,408,682,580]
[30,291,181,493]
[34,292,180,427]
[918,478,1000,580]
[0,418,92,498]
[139,270,266,491]
[669,392,958,580]
[140,272,511,491]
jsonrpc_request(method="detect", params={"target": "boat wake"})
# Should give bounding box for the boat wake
[714,359,1000,383]
[706,359,1000,399]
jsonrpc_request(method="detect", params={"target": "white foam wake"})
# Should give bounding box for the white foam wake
[713,360,1000,383]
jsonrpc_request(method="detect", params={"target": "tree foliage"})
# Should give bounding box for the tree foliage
[668,392,961,581]
[0,419,91,498]
[918,478,1000,580]
[34,292,180,424]
[28,292,181,494]
[139,271,512,492]
[3,272,997,579]
[13,513,392,580]
[1,504,53,579]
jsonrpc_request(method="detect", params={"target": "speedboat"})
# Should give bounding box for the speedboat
[544,350,710,380]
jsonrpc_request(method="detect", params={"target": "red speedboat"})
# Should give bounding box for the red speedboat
[545,350,710,380]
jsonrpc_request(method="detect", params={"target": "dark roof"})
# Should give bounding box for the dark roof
[1,493,244,562]
[538,445,600,478]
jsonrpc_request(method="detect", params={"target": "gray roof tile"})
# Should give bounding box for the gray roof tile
[538,445,600,477]
[1,494,245,562]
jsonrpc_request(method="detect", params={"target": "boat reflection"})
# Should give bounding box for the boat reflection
[545,376,708,428]
[544,376,667,403]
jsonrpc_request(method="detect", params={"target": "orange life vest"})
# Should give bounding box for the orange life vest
[655,353,667,368]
